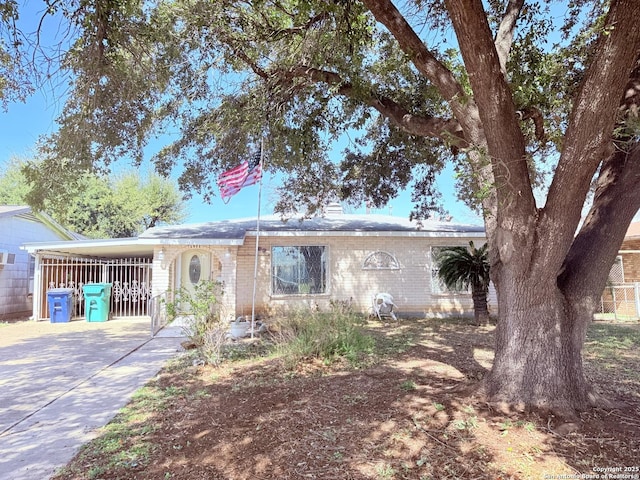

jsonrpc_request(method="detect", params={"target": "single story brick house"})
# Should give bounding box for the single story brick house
[23,208,490,322]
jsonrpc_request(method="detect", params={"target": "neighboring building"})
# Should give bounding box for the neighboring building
[601,221,640,319]
[23,208,490,322]
[0,206,81,320]
[618,222,640,282]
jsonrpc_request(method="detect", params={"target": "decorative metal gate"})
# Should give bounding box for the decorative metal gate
[40,256,153,319]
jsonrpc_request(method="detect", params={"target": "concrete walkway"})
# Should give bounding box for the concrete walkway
[0,317,186,480]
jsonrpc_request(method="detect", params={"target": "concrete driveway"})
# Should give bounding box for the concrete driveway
[0,318,186,480]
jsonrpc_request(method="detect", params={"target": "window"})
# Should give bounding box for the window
[430,246,469,294]
[271,246,327,295]
[188,255,202,284]
[363,251,400,270]
[607,256,624,284]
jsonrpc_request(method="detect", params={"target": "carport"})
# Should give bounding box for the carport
[38,255,153,319]
[22,238,158,321]
[22,235,242,334]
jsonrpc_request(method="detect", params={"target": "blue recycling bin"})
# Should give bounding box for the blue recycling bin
[83,283,112,322]
[47,288,74,323]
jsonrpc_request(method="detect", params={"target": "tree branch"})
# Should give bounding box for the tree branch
[360,0,472,121]
[282,66,465,142]
[233,46,269,79]
[560,144,640,301]
[542,0,640,259]
[518,106,546,143]
[265,12,330,40]
[494,0,525,77]
[619,55,640,121]
[559,54,640,299]
[445,0,535,219]
[538,0,640,278]
[361,0,499,223]
[231,30,468,144]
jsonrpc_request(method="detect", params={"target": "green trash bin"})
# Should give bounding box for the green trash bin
[83,283,112,322]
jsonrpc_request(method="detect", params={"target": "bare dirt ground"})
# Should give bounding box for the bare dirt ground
[52,318,640,480]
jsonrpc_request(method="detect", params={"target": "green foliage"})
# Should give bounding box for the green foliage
[436,241,490,293]
[0,158,186,238]
[28,0,617,219]
[400,379,417,392]
[272,306,374,368]
[436,241,491,325]
[54,381,182,478]
[0,0,33,109]
[28,0,453,217]
[165,281,226,364]
[4,0,635,221]
[0,157,30,204]
[585,323,640,384]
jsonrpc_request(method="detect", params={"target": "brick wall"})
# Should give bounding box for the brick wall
[621,238,640,283]
[157,246,238,320]
[233,234,488,318]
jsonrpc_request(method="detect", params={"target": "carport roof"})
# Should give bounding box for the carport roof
[22,237,159,259]
[22,214,485,259]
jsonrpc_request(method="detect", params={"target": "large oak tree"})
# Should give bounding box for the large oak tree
[12,0,640,417]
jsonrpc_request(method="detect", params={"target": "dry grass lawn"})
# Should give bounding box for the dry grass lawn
[52,317,640,480]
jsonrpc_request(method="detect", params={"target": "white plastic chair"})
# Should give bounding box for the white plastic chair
[373,293,397,321]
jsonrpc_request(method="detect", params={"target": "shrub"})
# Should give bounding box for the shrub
[165,281,228,365]
[272,304,373,367]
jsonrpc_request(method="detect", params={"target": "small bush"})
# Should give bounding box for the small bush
[272,305,374,367]
[165,281,228,365]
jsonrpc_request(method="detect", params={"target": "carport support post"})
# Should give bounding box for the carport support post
[33,252,44,320]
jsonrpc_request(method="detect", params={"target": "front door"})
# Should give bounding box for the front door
[180,250,211,310]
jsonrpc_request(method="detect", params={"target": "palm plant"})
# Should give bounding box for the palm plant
[436,241,491,325]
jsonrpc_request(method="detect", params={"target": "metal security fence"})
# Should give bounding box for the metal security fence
[150,291,170,335]
[599,283,640,321]
[40,256,153,319]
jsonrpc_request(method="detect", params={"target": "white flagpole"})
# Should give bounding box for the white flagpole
[250,138,264,339]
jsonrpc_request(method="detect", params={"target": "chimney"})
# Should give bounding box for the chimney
[326,202,344,216]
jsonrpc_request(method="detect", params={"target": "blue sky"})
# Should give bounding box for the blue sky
[0,82,482,225]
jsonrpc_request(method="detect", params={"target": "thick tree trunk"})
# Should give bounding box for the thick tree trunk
[363,0,640,418]
[483,145,640,417]
[483,276,590,417]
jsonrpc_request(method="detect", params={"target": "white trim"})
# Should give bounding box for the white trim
[20,231,483,257]
[21,237,244,254]
[152,238,244,246]
[245,230,485,238]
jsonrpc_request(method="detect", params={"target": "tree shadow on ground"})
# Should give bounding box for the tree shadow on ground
[52,318,640,480]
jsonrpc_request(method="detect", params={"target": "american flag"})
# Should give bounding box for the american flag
[217,150,263,203]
